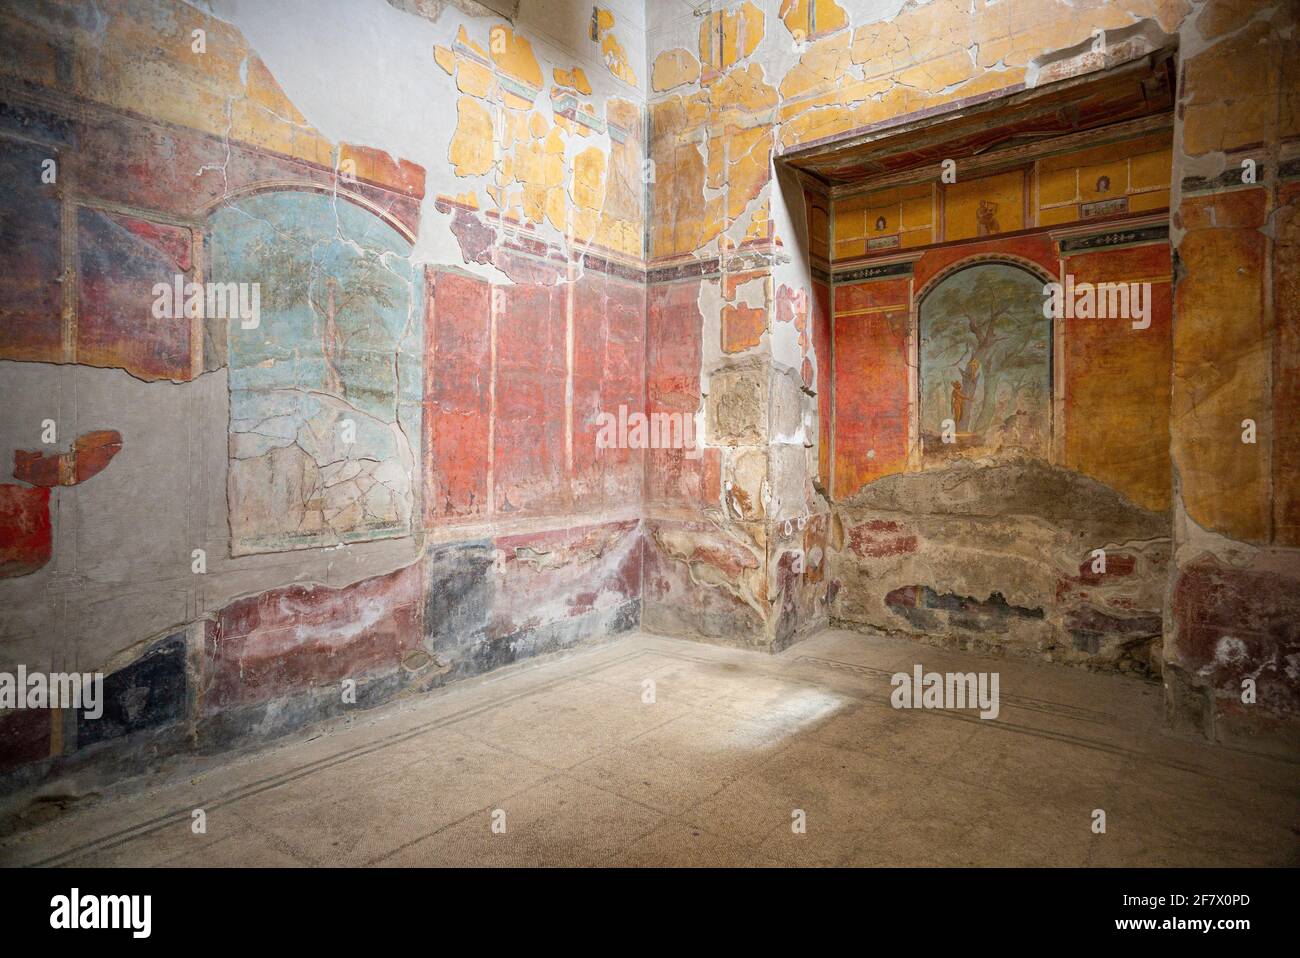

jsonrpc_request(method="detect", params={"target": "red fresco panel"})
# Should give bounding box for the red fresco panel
[833,278,910,498]
[76,208,195,381]
[76,110,424,240]
[495,280,566,515]
[601,275,647,503]
[811,279,832,485]
[571,271,647,508]
[647,280,702,416]
[13,430,122,487]
[1275,181,1300,545]
[571,270,609,507]
[646,279,718,507]
[0,484,52,578]
[912,234,1057,293]
[424,268,491,525]
[0,137,63,363]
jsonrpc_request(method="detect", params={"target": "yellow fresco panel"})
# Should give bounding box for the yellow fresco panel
[834,237,865,260]
[1041,132,1169,173]
[1039,166,1077,205]
[1039,204,1078,226]
[836,193,870,214]
[1079,159,1128,201]
[1129,189,1170,212]
[943,169,1024,241]
[833,207,864,243]
[1130,148,1173,190]
[901,193,932,228]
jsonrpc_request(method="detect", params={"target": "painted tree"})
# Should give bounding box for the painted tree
[240,226,398,403]
[923,267,1047,435]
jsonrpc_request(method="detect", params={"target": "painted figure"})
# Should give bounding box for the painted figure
[950,379,974,427]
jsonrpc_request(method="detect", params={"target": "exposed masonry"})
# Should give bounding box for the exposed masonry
[829,459,1170,675]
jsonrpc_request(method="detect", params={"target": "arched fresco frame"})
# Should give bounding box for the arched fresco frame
[909,253,1058,468]
[196,181,418,243]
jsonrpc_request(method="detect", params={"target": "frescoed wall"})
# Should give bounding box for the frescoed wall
[820,154,1175,673]
[0,0,1296,790]
[640,0,1298,754]
[0,0,651,787]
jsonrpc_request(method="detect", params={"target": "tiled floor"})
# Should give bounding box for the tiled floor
[3,630,1297,867]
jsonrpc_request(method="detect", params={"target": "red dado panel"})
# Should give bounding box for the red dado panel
[491,520,642,631]
[203,564,423,712]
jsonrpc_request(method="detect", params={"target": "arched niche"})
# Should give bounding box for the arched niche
[916,258,1054,461]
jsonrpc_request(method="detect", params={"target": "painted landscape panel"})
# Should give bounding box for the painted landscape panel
[209,191,421,555]
[918,262,1051,460]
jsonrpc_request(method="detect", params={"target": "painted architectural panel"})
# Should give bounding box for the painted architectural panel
[494,282,566,515]
[0,136,63,364]
[830,132,1174,262]
[832,278,909,498]
[77,207,197,381]
[1063,242,1173,512]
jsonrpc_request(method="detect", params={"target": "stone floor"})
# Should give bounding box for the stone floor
[3,629,1297,867]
